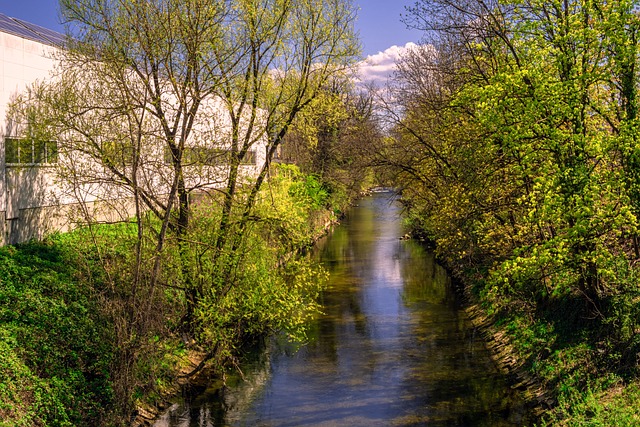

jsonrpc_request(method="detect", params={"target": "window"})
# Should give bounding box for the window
[172,147,256,166]
[5,137,58,165]
[186,147,228,165]
[101,140,135,167]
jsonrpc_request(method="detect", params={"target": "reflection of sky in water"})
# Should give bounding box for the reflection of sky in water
[154,192,531,427]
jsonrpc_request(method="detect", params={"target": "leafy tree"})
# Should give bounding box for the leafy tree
[282,82,379,209]
[10,0,359,417]
[391,0,640,310]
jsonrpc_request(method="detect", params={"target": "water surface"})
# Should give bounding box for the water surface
[155,192,528,426]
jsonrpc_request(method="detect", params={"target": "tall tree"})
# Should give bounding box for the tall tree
[389,0,640,311]
[282,81,379,203]
[15,0,358,318]
[380,0,640,421]
[10,0,358,416]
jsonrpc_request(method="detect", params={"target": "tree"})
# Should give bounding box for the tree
[380,0,640,421]
[282,80,379,206]
[389,0,640,312]
[10,0,359,417]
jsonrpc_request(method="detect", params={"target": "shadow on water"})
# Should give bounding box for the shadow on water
[154,192,532,427]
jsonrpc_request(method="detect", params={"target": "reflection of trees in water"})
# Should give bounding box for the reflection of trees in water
[310,208,373,363]
[310,193,526,426]
[152,348,272,426]
[400,243,452,307]
[219,351,272,425]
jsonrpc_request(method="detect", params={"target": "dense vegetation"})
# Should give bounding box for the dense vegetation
[381,0,640,424]
[0,242,113,425]
[0,0,381,425]
[0,163,372,426]
[20,0,640,423]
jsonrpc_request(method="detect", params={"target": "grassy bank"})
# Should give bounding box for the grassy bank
[481,290,640,426]
[403,217,640,426]
[0,165,358,426]
[0,241,113,426]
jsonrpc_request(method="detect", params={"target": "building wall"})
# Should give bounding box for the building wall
[0,26,268,245]
[0,29,61,244]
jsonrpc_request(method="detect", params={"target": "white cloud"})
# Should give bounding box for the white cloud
[357,42,418,86]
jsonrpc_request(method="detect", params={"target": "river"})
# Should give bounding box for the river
[154,191,530,426]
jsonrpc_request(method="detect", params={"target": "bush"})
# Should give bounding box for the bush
[0,241,114,426]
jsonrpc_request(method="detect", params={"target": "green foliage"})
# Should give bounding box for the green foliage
[541,380,640,426]
[291,90,350,149]
[391,0,640,422]
[254,164,336,251]
[183,167,331,364]
[0,242,114,426]
[5,0,364,423]
[0,167,335,425]
[283,85,378,206]
[288,173,329,211]
[195,250,327,367]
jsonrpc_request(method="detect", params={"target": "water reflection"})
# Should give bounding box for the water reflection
[154,192,529,427]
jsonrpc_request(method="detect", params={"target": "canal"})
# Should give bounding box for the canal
[154,191,529,426]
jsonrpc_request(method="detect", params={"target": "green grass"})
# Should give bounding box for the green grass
[0,241,114,426]
[479,287,640,426]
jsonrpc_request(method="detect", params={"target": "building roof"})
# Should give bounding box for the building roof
[0,13,65,47]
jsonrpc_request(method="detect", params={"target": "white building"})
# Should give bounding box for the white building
[0,13,267,245]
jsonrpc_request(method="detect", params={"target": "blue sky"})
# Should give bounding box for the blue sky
[0,1,64,33]
[0,0,423,56]
[357,0,424,56]
[1,0,424,84]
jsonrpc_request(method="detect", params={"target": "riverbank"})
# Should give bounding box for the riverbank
[462,289,640,425]
[420,235,640,426]
[463,303,552,417]
[132,209,341,426]
[394,235,547,423]
[136,188,384,425]
[0,165,367,427]
[0,240,114,425]
[379,0,640,423]
[134,175,380,426]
